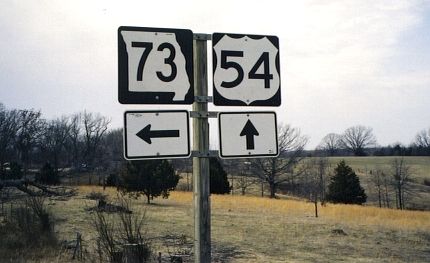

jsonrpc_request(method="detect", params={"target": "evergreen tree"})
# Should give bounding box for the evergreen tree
[119,160,179,204]
[9,162,23,180]
[209,158,230,194]
[326,160,367,204]
[36,162,60,185]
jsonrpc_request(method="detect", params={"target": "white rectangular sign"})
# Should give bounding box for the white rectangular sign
[218,112,278,158]
[124,110,190,160]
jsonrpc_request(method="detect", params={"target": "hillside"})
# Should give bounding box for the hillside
[218,156,430,210]
[326,157,430,210]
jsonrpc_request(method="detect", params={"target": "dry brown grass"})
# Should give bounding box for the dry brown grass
[168,191,430,230]
[4,186,428,262]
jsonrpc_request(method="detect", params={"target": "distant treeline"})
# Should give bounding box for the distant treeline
[1,102,429,179]
[0,102,122,178]
[310,126,430,157]
[310,144,430,157]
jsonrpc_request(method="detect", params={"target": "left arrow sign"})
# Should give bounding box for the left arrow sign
[136,124,180,144]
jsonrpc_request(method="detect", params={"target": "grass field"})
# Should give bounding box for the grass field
[2,156,429,262]
[7,185,426,262]
[327,156,430,183]
[211,156,430,211]
[326,157,430,210]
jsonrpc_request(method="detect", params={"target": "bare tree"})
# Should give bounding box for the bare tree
[370,169,391,208]
[0,104,19,173]
[235,161,257,195]
[39,116,71,172]
[341,125,377,156]
[415,128,430,148]
[252,124,308,198]
[317,133,342,156]
[103,128,124,171]
[391,157,413,210]
[302,157,329,217]
[65,113,82,169]
[82,111,110,169]
[15,109,44,175]
[382,170,391,208]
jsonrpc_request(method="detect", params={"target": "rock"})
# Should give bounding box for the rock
[331,229,347,236]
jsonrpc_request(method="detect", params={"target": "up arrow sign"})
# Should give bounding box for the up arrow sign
[240,120,259,150]
[218,112,279,158]
[136,124,180,144]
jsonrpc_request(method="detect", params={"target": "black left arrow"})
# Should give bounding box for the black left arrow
[240,120,259,150]
[136,124,180,144]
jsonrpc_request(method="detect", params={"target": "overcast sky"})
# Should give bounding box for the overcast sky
[1,0,429,149]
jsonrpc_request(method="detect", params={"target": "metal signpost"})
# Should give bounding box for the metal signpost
[119,27,281,263]
[192,33,211,263]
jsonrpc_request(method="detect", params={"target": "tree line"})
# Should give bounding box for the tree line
[0,103,119,179]
[1,103,428,210]
[316,125,430,156]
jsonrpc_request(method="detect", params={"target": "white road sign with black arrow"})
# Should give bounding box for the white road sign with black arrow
[218,112,278,158]
[124,110,190,160]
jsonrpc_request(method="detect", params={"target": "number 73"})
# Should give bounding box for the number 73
[132,41,177,82]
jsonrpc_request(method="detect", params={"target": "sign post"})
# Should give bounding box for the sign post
[192,33,211,263]
[119,27,281,263]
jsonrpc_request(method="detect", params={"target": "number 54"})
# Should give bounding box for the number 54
[220,51,273,89]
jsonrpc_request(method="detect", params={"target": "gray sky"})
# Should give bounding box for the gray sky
[1,0,429,149]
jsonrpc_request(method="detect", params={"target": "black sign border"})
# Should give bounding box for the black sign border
[118,27,194,104]
[218,111,279,158]
[212,33,281,107]
[124,110,191,160]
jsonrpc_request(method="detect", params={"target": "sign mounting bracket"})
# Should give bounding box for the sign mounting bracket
[193,33,212,41]
[194,96,213,103]
[190,111,218,118]
[191,150,219,158]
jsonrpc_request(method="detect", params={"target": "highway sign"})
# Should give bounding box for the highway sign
[124,110,190,159]
[212,33,281,106]
[118,26,194,104]
[218,112,278,158]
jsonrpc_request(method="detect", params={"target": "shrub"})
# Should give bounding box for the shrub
[106,173,119,187]
[326,160,367,205]
[86,191,108,201]
[119,160,179,204]
[210,158,230,194]
[0,197,57,250]
[8,162,22,179]
[36,163,60,185]
[92,195,151,262]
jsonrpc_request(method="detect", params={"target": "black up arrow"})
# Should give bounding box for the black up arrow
[136,124,180,144]
[240,120,259,150]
